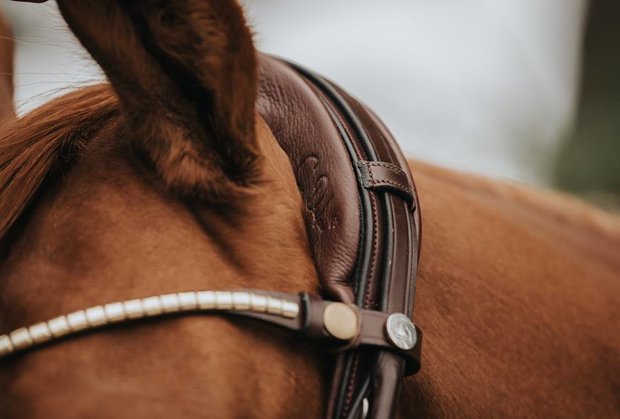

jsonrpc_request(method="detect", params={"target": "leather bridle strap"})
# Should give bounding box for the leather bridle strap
[0,289,421,375]
[286,62,422,419]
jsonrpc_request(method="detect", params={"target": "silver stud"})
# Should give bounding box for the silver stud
[66,311,88,332]
[0,335,15,356]
[9,328,33,350]
[47,316,70,338]
[178,292,198,311]
[85,306,108,327]
[232,292,250,310]
[104,303,126,323]
[197,291,215,309]
[250,294,268,312]
[142,296,163,316]
[385,313,417,351]
[282,301,300,319]
[215,292,233,310]
[123,299,144,319]
[29,323,52,344]
[267,297,283,315]
[160,294,181,313]
[362,398,369,419]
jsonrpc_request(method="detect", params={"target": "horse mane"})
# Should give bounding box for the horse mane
[0,84,119,241]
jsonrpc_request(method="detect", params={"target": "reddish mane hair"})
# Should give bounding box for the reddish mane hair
[0,85,118,240]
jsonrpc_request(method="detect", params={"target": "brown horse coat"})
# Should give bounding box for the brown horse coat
[1,1,619,418]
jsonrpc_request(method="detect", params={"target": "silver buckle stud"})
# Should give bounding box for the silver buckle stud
[385,313,417,351]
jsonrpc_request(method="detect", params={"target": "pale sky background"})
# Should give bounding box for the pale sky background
[1,0,588,186]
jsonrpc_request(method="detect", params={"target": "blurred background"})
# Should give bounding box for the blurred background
[1,0,618,209]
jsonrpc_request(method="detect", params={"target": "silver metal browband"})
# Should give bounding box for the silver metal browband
[0,291,300,358]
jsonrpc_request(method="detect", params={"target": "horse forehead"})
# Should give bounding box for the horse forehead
[7,98,311,257]
[1,134,314,335]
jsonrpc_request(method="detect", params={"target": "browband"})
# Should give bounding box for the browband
[0,289,421,376]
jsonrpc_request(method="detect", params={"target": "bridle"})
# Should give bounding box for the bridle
[0,56,423,419]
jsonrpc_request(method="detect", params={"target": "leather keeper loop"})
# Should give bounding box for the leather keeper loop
[357,160,415,204]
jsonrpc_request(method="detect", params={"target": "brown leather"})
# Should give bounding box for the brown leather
[324,82,418,419]
[362,104,422,261]
[357,161,415,205]
[257,56,360,304]
[230,291,422,375]
[257,55,422,419]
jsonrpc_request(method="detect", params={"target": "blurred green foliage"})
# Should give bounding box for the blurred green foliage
[554,0,620,210]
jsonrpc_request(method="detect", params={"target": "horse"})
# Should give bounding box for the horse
[1,1,618,418]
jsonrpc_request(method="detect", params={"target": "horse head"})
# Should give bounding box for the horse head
[3,1,620,418]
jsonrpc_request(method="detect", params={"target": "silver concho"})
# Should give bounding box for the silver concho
[385,313,417,351]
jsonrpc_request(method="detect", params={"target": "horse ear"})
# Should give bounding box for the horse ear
[57,0,259,200]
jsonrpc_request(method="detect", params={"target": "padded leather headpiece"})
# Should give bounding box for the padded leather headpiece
[257,55,422,419]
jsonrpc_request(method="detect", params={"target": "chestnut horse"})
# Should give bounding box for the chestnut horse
[1,1,619,418]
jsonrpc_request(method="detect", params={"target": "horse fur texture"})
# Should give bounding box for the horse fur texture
[1,1,619,418]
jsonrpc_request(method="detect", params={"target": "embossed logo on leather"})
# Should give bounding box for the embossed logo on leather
[297,156,339,233]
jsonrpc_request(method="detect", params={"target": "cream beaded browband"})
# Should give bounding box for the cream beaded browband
[0,291,300,358]
[0,289,422,373]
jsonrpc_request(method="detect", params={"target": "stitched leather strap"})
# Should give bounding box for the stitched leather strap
[234,292,422,375]
[280,60,422,419]
[357,160,415,205]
